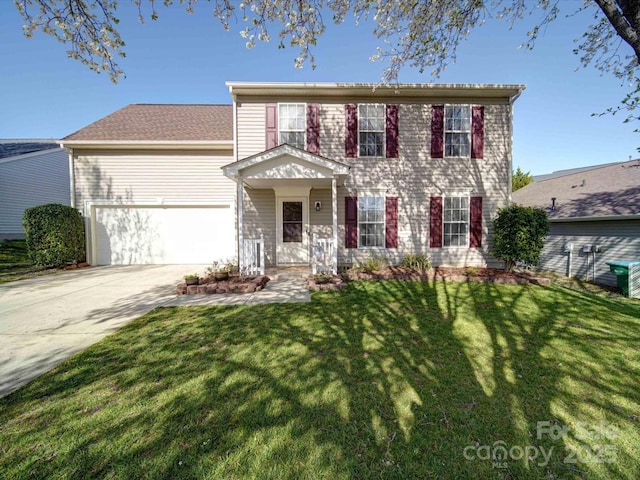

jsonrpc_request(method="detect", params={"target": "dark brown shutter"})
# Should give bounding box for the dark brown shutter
[429,196,443,248]
[469,196,483,248]
[345,104,358,158]
[471,106,484,159]
[431,105,444,158]
[266,103,278,150]
[345,196,358,248]
[385,197,398,248]
[306,104,319,154]
[385,104,399,158]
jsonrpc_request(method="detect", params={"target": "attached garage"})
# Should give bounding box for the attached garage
[91,205,235,265]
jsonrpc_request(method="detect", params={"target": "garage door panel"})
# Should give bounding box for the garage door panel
[95,206,234,265]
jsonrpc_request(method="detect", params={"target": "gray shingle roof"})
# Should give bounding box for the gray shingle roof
[62,104,233,142]
[512,159,640,219]
[0,140,59,159]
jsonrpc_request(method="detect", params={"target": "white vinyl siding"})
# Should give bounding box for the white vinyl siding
[74,149,235,210]
[358,104,384,157]
[73,148,236,264]
[0,148,70,238]
[358,197,385,247]
[445,105,471,157]
[279,103,306,149]
[235,97,512,268]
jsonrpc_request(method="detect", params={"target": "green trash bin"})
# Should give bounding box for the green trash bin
[606,261,639,297]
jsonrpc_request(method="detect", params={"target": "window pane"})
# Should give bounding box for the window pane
[279,104,305,148]
[358,197,385,247]
[444,105,471,157]
[280,132,304,149]
[283,202,302,221]
[283,223,302,242]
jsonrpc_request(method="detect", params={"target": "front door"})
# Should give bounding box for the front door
[276,197,309,265]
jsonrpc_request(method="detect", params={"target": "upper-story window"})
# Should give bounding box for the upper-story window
[279,103,306,149]
[443,196,469,247]
[358,104,385,157]
[444,105,471,157]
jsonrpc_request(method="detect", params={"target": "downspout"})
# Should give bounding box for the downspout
[507,87,524,206]
[63,145,76,209]
[230,85,241,266]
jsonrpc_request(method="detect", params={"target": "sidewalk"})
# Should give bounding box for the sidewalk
[164,268,311,306]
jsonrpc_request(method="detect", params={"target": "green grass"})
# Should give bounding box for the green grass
[1,281,639,479]
[0,239,53,284]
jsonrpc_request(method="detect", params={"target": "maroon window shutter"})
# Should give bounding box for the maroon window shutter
[345,196,358,248]
[431,105,444,158]
[306,104,320,154]
[266,103,278,150]
[429,196,443,248]
[471,106,484,159]
[385,104,399,158]
[345,104,358,158]
[385,197,398,248]
[469,196,483,248]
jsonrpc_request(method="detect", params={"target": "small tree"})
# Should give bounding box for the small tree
[492,205,549,272]
[23,204,85,267]
[512,166,533,191]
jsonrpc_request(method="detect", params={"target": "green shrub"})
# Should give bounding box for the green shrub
[23,204,85,267]
[492,205,549,272]
[402,253,432,271]
[361,254,388,272]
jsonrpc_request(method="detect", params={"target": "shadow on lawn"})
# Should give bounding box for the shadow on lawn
[1,281,639,479]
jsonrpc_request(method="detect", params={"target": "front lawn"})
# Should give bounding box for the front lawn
[0,239,51,283]
[1,281,639,479]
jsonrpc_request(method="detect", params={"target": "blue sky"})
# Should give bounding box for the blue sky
[0,2,637,175]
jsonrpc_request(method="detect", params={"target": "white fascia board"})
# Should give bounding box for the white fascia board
[226,81,526,100]
[59,140,233,150]
[549,214,640,223]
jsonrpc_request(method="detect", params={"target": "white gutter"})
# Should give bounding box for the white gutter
[549,214,640,223]
[226,81,526,99]
[59,140,233,150]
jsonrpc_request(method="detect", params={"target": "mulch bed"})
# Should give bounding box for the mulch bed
[177,274,269,295]
[307,266,550,291]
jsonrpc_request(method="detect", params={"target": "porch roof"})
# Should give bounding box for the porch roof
[222,144,350,189]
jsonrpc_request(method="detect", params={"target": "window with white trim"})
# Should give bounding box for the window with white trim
[279,103,305,149]
[444,105,471,157]
[358,104,384,157]
[358,197,385,247]
[443,196,469,247]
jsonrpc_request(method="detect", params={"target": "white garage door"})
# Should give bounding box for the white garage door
[94,205,234,265]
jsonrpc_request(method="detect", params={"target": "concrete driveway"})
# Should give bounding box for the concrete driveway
[0,265,200,398]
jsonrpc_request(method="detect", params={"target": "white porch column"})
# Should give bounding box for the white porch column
[332,177,338,275]
[237,180,244,270]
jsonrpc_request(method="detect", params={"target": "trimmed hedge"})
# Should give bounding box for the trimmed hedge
[23,204,85,267]
[491,205,549,272]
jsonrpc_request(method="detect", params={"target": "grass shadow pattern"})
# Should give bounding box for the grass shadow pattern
[1,281,639,479]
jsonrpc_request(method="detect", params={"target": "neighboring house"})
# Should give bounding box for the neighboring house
[60,82,525,272]
[0,140,70,240]
[512,159,640,286]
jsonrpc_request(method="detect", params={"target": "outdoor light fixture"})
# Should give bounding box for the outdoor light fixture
[315,201,322,211]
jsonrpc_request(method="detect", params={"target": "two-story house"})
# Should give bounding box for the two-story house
[60,82,525,273]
